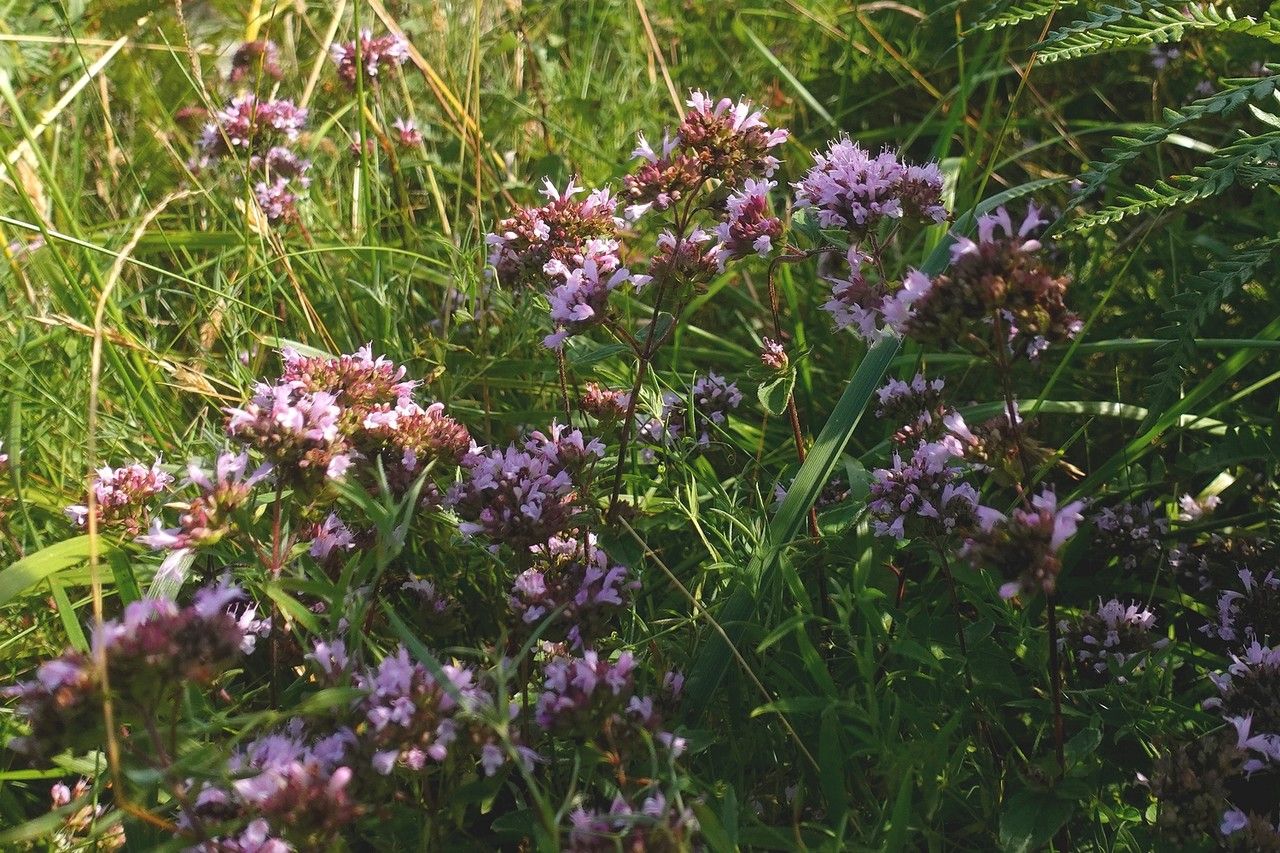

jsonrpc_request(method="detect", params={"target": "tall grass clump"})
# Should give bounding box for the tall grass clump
[1,0,1278,849]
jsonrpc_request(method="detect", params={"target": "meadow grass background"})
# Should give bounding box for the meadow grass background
[1,0,1279,848]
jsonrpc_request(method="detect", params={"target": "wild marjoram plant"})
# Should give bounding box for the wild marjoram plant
[4,8,1280,851]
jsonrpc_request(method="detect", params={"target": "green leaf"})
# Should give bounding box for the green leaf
[756,369,796,416]
[999,789,1075,853]
[690,800,737,853]
[1065,726,1103,768]
[263,583,322,635]
[107,549,141,604]
[48,578,88,652]
[883,772,914,852]
[818,710,848,825]
[0,535,121,606]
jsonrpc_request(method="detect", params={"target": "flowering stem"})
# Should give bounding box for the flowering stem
[765,250,822,542]
[605,199,697,520]
[555,349,573,424]
[605,281,667,521]
[935,547,973,693]
[1046,591,1066,774]
[990,310,1065,772]
[989,310,1030,492]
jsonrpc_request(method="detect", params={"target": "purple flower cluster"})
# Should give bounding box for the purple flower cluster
[401,576,455,618]
[511,534,636,647]
[544,256,648,349]
[182,719,359,851]
[820,247,932,340]
[906,205,1082,359]
[874,372,976,448]
[1178,492,1222,522]
[226,346,469,493]
[1060,598,1167,683]
[447,423,603,550]
[1204,569,1280,645]
[309,512,355,562]
[793,137,946,232]
[1093,499,1169,571]
[197,95,307,161]
[624,90,788,220]
[330,29,409,85]
[965,489,1085,600]
[352,645,500,777]
[713,178,782,270]
[196,95,311,223]
[3,580,255,757]
[534,649,685,760]
[230,39,282,84]
[488,90,787,352]
[1196,642,1280,842]
[536,649,637,732]
[567,791,699,851]
[650,372,743,448]
[64,459,173,536]
[868,440,978,540]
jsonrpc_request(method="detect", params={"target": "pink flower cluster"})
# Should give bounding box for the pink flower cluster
[511,534,637,647]
[579,382,632,423]
[965,489,1085,600]
[793,137,946,232]
[64,459,173,535]
[3,579,257,757]
[196,94,311,223]
[487,178,623,289]
[906,205,1082,359]
[625,90,788,219]
[330,29,409,85]
[136,451,272,554]
[447,423,603,550]
[226,345,469,493]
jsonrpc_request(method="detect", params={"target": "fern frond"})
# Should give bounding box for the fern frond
[1140,238,1279,429]
[1035,3,1280,64]
[1073,74,1280,200]
[970,0,1065,33]
[1069,130,1280,231]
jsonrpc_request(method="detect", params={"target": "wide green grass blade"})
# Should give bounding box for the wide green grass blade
[0,535,120,606]
[684,334,899,712]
